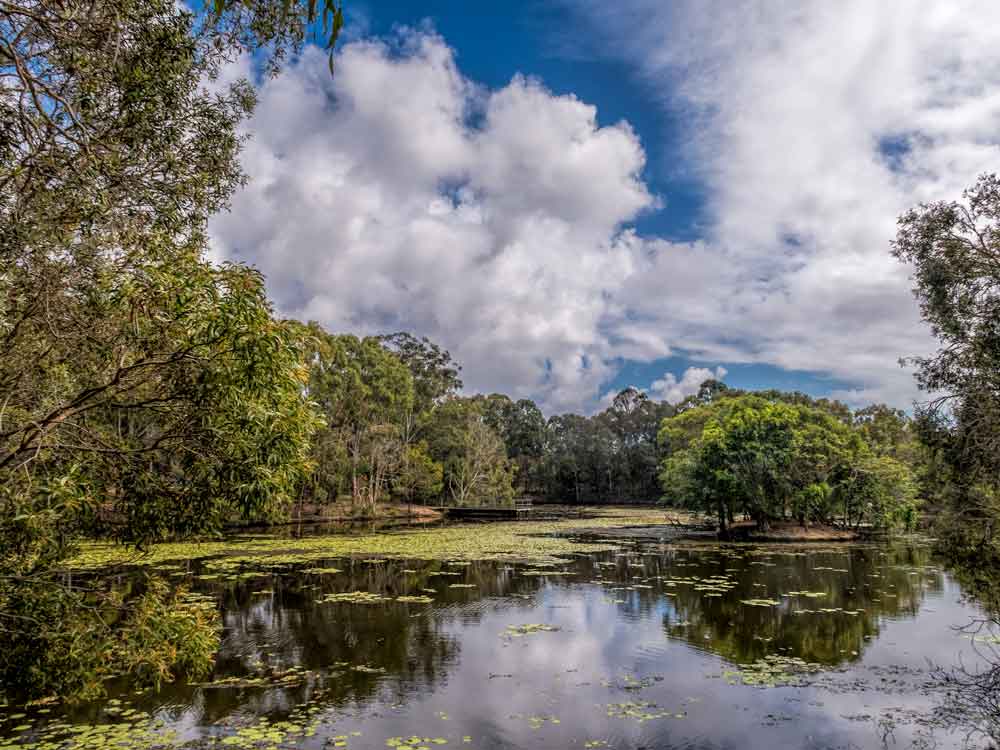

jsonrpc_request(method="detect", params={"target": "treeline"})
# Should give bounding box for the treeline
[292,322,925,535]
[289,323,680,510]
[292,324,674,510]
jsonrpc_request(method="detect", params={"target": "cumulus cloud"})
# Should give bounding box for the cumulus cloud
[650,366,728,404]
[212,5,1000,414]
[209,30,655,413]
[596,365,727,409]
[569,0,1000,407]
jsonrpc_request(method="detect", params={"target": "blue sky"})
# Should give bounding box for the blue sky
[349,0,758,403]
[209,0,1000,413]
[349,0,707,241]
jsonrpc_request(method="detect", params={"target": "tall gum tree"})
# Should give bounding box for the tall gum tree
[0,0,342,700]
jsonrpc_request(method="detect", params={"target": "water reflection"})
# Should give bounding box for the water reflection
[647,544,942,664]
[0,538,990,750]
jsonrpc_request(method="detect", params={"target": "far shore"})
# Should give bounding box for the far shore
[224,502,877,544]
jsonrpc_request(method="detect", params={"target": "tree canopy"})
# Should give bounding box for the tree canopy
[658,392,917,534]
[0,0,343,701]
[893,173,1000,559]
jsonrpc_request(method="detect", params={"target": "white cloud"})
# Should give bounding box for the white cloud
[209,30,654,414]
[569,0,1000,407]
[596,365,727,409]
[650,366,728,405]
[212,4,1000,414]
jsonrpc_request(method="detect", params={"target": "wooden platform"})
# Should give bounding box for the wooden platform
[439,500,533,521]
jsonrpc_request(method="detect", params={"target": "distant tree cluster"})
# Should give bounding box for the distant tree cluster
[658,389,919,534]
[290,336,926,542]
[290,330,675,511]
[294,324,515,513]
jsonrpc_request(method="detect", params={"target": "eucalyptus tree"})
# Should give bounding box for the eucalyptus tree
[423,397,515,506]
[448,417,515,506]
[378,332,463,414]
[479,393,547,495]
[376,332,461,508]
[0,0,342,699]
[893,174,1000,555]
[535,390,673,504]
[298,325,415,514]
[601,387,674,501]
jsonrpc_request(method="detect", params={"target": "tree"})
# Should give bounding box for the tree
[853,404,918,461]
[787,404,862,524]
[299,326,414,515]
[892,174,1000,552]
[424,398,515,506]
[542,414,589,503]
[601,388,673,501]
[480,394,547,495]
[838,455,918,531]
[378,332,462,414]
[394,442,444,510]
[0,0,337,699]
[377,332,462,506]
[448,417,515,507]
[701,401,798,531]
[532,387,675,504]
[659,393,916,534]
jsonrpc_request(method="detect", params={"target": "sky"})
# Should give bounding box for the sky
[207,0,1000,415]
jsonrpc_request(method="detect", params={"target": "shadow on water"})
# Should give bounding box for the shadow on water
[1,530,995,750]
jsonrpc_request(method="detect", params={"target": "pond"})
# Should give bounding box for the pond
[2,512,995,749]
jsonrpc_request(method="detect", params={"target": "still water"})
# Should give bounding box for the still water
[2,526,995,750]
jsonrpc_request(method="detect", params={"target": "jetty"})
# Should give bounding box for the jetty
[439,499,534,521]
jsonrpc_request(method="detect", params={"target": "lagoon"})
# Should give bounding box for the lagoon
[2,510,993,749]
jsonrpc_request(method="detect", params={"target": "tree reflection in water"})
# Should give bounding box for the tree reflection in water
[7,538,994,750]
[180,541,947,726]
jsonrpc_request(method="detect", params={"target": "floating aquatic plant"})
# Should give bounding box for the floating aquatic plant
[66,509,666,571]
[721,655,825,687]
[317,591,388,604]
[503,624,560,637]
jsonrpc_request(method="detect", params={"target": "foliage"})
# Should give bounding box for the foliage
[540,388,674,503]
[394,442,444,505]
[1,578,218,702]
[0,0,321,553]
[447,416,516,506]
[297,325,414,515]
[658,393,917,532]
[0,0,333,700]
[892,173,1000,553]
[208,0,345,74]
[300,325,516,510]
[378,332,462,414]
[479,394,547,495]
[424,398,515,506]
